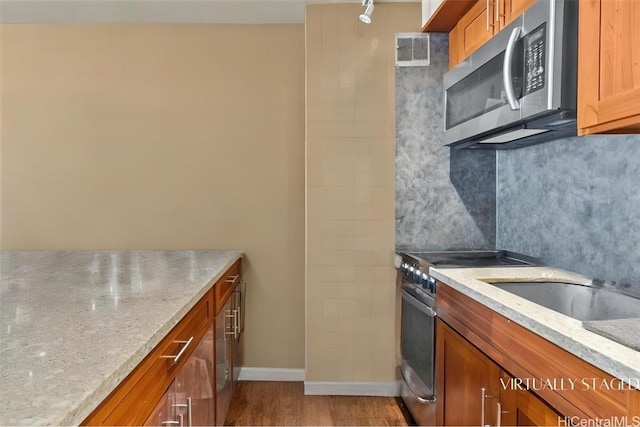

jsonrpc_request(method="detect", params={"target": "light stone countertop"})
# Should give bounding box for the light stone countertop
[0,250,242,426]
[430,266,640,387]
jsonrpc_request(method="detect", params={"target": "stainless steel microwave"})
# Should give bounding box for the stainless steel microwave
[444,0,578,149]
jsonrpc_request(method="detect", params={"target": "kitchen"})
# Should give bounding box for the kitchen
[1,0,639,425]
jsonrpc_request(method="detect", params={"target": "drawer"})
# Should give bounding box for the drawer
[82,289,213,426]
[215,259,241,314]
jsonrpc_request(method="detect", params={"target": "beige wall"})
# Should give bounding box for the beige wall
[0,24,306,369]
[305,3,420,382]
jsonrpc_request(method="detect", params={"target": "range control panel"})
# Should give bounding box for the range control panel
[398,259,437,294]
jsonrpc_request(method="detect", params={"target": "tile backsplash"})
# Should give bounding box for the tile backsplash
[497,134,640,292]
[395,34,495,251]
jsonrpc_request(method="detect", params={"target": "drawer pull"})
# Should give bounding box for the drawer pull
[160,336,194,365]
[225,310,236,337]
[161,421,179,426]
[224,274,239,284]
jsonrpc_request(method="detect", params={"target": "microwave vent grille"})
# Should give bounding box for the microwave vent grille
[395,33,430,67]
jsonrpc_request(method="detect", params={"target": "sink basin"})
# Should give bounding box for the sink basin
[487,281,640,321]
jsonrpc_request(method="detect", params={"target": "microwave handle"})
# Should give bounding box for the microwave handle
[503,26,522,110]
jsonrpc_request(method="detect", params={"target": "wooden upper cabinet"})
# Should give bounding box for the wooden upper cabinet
[449,0,535,68]
[422,0,476,32]
[449,0,495,68]
[578,0,640,135]
[502,0,535,28]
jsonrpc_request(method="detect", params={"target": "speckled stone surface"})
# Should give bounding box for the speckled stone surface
[431,266,640,386]
[583,319,640,352]
[395,33,496,252]
[0,250,242,426]
[496,134,640,293]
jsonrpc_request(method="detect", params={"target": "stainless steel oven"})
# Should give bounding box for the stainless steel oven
[399,270,437,425]
[395,250,538,425]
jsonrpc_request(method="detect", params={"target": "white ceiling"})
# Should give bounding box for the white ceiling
[0,0,418,24]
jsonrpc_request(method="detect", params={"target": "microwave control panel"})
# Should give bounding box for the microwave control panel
[523,24,546,96]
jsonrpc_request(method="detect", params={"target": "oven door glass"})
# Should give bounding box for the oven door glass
[400,285,436,399]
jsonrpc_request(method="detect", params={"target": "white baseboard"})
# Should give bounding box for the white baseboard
[304,381,400,397]
[238,367,305,381]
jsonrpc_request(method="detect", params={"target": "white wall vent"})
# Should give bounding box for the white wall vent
[395,33,430,67]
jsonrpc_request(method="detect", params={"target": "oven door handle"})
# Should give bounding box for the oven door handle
[400,367,437,404]
[400,288,436,317]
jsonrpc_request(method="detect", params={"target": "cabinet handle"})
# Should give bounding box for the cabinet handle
[160,336,194,365]
[495,0,500,24]
[161,422,179,426]
[226,308,240,339]
[225,310,236,337]
[486,0,495,31]
[496,402,502,427]
[481,388,494,427]
[234,287,244,335]
[225,274,239,284]
[486,0,490,31]
[178,413,184,427]
[481,387,486,427]
[172,398,192,427]
[235,306,241,339]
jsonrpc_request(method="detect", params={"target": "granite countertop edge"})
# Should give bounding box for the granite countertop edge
[430,266,640,386]
[0,250,244,425]
[68,251,242,426]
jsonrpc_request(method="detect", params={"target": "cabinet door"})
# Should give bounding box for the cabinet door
[579,0,640,134]
[450,0,495,68]
[231,288,242,386]
[437,320,501,426]
[515,388,561,426]
[500,0,535,29]
[143,382,177,427]
[498,371,560,427]
[215,297,235,426]
[174,323,215,426]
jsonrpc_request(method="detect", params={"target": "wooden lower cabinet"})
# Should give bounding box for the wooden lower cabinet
[437,319,500,426]
[436,282,640,426]
[83,259,243,426]
[498,370,562,427]
[144,323,215,426]
[215,294,234,426]
[143,382,177,426]
[215,281,242,426]
[511,386,561,426]
[437,319,561,426]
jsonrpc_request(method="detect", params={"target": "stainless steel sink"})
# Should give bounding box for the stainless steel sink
[487,281,640,321]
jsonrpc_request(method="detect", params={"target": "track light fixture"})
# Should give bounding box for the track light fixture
[359,0,374,24]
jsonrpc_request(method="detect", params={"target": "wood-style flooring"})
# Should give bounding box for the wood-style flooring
[224,381,414,426]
